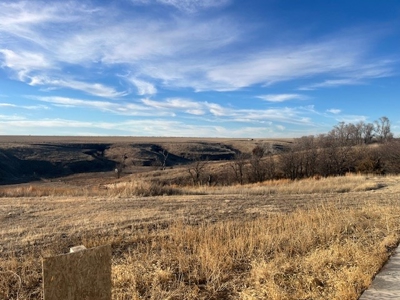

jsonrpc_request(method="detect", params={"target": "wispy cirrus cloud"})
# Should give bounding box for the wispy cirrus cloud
[0,114,26,121]
[33,96,171,116]
[299,78,362,90]
[298,60,394,90]
[326,108,341,114]
[31,95,316,127]
[257,94,308,102]
[29,76,127,98]
[201,37,393,91]
[0,102,49,110]
[130,0,231,13]
[0,1,395,95]
[0,49,53,71]
[0,49,126,98]
[321,109,368,124]
[0,117,300,137]
[142,98,205,115]
[127,78,157,96]
[334,115,368,123]
[141,98,316,125]
[0,103,15,108]
[0,1,240,95]
[0,0,398,138]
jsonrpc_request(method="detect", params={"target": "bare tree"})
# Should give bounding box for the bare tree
[375,116,393,143]
[279,144,303,179]
[355,145,384,174]
[362,122,375,144]
[317,132,356,176]
[230,152,248,185]
[248,145,266,182]
[115,153,128,178]
[296,136,318,177]
[158,149,169,170]
[187,155,208,186]
[380,139,400,173]
[264,154,276,180]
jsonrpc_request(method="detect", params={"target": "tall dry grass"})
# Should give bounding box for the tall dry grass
[0,184,100,198]
[2,202,398,299]
[0,174,384,198]
[1,174,400,299]
[182,174,385,196]
[111,203,400,299]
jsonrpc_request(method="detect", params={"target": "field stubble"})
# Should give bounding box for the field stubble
[0,174,400,299]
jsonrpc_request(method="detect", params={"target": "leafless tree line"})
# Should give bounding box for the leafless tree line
[228,116,399,184]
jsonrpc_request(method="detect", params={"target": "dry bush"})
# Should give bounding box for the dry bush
[105,181,183,197]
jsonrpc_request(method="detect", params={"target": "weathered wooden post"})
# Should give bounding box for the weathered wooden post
[42,244,111,300]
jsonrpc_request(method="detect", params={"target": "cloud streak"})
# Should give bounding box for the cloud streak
[130,0,231,13]
[31,95,316,127]
[33,96,170,116]
[0,117,303,138]
[257,94,308,102]
[0,1,398,137]
[0,1,395,96]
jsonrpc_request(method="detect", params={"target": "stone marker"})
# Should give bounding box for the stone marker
[69,245,87,253]
[359,246,400,299]
[42,244,111,300]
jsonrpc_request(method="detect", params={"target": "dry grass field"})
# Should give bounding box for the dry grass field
[1,172,400,299]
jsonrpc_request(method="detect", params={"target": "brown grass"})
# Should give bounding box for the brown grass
[0,174,385,198]
[182,174,386,196]
[1,174,400,299]
[111,203,400,300]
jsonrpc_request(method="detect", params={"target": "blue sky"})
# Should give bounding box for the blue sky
[0,0,399,137]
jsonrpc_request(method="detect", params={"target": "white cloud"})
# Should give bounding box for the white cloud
[29,76,127,98]
[0,1,393,95]
[128,78,157,95]
[0,117,297,137]
[33,96,170,116]
[141,98,316,125]
[276,125,285,131]
[31,95,318,127]
[0,49,53,71]
[131,0,231,12]
[0,49,126,98]
[299,78,363,90]
[205,102,228,116]
[299,61,394,90]
[203,39,366,90]
[327,108,341,114]
[142,98,205,115]
[0,103,16,107]
[228,107,315,126]
[0,114,26,121]
[257,94,308,102]
[335,115,368,123]
[0,102,49,110]
[0,2,241,94]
